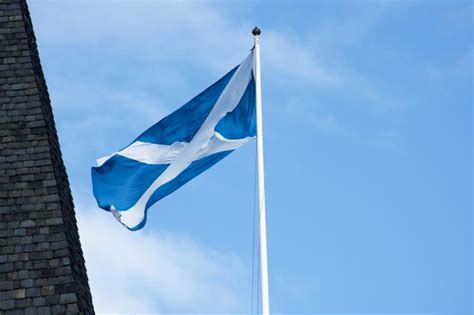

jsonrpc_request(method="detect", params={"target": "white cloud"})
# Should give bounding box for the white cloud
[76,206,249,314]
[425,47,474,81]
[263,30,341,88]
[51,82,165,128]
[49,81,167,173]
[29,0,403,148]
[29,1,342,86]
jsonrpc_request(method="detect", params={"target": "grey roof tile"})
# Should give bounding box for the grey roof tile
[0,1,94,313]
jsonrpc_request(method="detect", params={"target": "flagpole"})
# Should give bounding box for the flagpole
[253,26,270,315]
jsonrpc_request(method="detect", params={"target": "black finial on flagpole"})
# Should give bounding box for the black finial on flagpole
[252,26,261,36]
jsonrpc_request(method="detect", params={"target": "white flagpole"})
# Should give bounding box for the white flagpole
[252,26,270,315]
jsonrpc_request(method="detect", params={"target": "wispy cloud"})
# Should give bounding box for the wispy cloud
[49,80,167,179]
[76,206,249,314]
[30,1,346,87]
[263,30,342,88]
[425,47,473,81]
[30,0,403,148]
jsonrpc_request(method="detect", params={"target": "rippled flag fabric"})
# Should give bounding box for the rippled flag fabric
[91,52,256,231]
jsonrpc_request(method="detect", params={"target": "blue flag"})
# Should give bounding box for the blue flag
[91,52,256,230]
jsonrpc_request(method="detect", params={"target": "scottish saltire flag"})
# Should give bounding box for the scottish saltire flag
[91,52,256,231]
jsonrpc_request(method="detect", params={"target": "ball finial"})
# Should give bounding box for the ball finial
[252,27,261,36]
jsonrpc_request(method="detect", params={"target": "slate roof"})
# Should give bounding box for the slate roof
[0,0,95,313]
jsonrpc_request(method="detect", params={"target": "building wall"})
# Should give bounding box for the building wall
[0,0,95,313]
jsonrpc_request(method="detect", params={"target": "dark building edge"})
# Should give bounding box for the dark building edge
[16,1,94,312]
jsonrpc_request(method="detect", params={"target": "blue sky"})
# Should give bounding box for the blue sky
[28,0,471,314]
